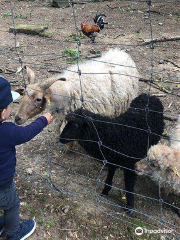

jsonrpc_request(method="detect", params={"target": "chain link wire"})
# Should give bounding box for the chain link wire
[7,0,180,239]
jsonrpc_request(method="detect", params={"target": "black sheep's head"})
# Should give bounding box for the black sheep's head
[59,111,90,144]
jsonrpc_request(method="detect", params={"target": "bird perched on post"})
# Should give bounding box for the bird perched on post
[81,13,108,42]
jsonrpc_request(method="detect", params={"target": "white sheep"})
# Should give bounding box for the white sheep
[15,49,139,131]
[135,116,180,199]
[136,145,180,198]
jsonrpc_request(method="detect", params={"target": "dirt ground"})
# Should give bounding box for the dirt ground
[1,0,180,239]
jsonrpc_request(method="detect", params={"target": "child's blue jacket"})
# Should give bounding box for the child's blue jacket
[0,116,48,188]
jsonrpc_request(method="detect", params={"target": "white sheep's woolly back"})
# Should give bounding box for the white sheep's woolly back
[50,48,139,117]
[169,115,180,149]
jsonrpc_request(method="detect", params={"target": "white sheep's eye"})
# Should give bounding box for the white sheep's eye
[72,123,79,129]
[36,98,42,102]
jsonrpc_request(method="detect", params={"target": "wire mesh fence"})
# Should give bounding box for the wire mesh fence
[1,0,180,238]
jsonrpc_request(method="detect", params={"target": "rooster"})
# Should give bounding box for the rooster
[81,13,108,42]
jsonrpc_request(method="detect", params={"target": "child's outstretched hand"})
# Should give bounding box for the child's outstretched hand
[43,113,53,124]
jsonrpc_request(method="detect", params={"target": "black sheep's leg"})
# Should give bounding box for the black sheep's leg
[102,165,116,195]
[124,168,136,212]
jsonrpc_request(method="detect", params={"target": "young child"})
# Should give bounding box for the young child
[0,76,53,240]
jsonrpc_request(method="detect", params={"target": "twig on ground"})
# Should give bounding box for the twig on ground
[5,69,16,74]
[168,102,173,109]
[140,78,172,93]
[146,82,180,98]
[85,55,101,59]
[44,58,59,61]
[164,60,180,69]
[146,10,161,15]
[142,36,180,45]
[10,83,21,86]
[107,5,119,10]
[153,82,171,94]
[151,93,166,97]
[139,78,151,83]
[0,68,16,74]
[59,228,79,231]
[163,114,178,122]
[47,69,62,73]
[73,1,86,4]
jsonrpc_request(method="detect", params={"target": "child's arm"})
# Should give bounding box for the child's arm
[11,113,53,145]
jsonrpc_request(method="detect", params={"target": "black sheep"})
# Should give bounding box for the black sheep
[59,94,164,212]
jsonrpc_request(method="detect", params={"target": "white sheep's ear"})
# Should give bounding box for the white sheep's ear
[24,65,36,84]
[152,161,159,168]
[40,76,66,92]
[16,65,36,84]
[15,88,25,96]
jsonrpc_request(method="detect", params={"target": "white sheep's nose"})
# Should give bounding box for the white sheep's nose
[15,115,23,125]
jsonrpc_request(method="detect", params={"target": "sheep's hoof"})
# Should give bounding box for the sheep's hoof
[172,207,180,217]
[102,189,109,196]
[125,207,134,215]
[101,192,108,196]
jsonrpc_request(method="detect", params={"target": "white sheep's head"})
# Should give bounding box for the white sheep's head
[15,65,66,125]
[135,146,162,176]
[135,158,153,176]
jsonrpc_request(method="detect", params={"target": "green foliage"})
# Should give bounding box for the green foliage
[46,219,56,228]
[3,12,28,19]
[62,48,81,63]
[62,48,79,56]
[38,220,44,226]
[69,33,85,41]
[3,12,12,18]
[129,218,152,228]
[38,218,56,228]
